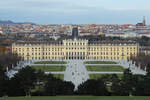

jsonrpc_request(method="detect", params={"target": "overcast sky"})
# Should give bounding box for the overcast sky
[0,0,150,24]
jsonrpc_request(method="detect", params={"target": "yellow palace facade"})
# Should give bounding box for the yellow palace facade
[12,39,139,60]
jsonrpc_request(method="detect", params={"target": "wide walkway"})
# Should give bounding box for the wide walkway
[64,60,89,90]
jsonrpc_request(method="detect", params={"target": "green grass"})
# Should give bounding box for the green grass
[86,66,124,72]
[31,66,66,72]
[84,61,117,64]
[89,74,123,80]
[1,96,150,100]
[52,74,64,80]
[34,61,67,64]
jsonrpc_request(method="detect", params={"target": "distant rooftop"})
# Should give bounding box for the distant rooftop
[14,39,138,46]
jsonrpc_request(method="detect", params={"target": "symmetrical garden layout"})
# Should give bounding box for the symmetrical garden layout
[7,59,146,89]
[30,60,126,88]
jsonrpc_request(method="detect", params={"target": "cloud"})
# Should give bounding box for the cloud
[0,0,150,24]
[1,0,150,12]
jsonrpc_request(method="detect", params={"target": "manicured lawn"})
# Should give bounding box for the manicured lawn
[89,74,123,79]
[52,74,64,80]
[86,66,124,72]
[34,61,67,64]
[31,66,66,72]
[84,61,117,64]
[1,96,150,100]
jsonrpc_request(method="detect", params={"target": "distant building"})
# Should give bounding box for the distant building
[143,16,146,26]
[135,17,150,37]
[105,33,124,37]
[12,40,139,60]
[124,31,138,38]
[12,28,139,60]
[0,27,4,35]
[136,16,146,26]
[138,33,150,37]
[0,45,11,54]
[140,46,150,55]
[72,26,78,39]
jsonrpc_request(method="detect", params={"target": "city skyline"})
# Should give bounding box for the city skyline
[0,0,150,24]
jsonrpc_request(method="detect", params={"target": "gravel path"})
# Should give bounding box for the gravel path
[64,60,89,90]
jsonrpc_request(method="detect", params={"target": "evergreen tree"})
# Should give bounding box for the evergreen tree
[0,65,8,97]
[8,66,37,96]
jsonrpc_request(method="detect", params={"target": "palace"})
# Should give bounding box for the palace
[12,27,139,60]
[12,39,139,60]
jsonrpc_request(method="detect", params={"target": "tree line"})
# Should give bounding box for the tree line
[1,63,150,96]
[0,53,21,70]
[1,53,150,96]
